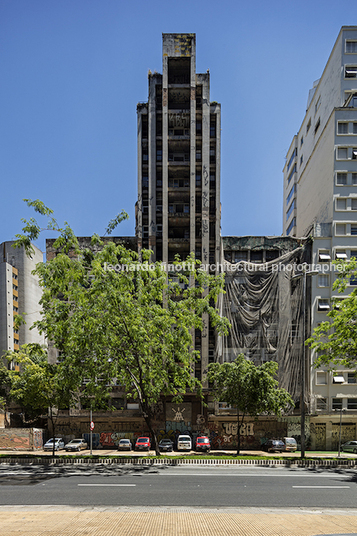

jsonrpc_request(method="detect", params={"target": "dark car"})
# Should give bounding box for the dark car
[135,437,151,451]
[159,439,173,452]
[341,440,357,454]
[195,436,211,452]
[261,439,285,453]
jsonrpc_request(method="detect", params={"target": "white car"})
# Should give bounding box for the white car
[177,434,192,451]
[43,438,65,451]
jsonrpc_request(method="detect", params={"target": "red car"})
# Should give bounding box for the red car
[135,437,151,451]
[195,436,211,452]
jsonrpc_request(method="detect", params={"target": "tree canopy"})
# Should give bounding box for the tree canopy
[208,355,293,454]
[14,200,230,454]
[307,258,357,371]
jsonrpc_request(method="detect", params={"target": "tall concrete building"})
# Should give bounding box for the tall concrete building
[283,27,357,448]
[0,241,44,362]
[136,33,221,267]
[136,33,221,383]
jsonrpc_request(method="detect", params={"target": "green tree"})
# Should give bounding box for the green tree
[208,355,294,455]
[6,344,74,456]
[15,200,230,455]
[307,257,357,371]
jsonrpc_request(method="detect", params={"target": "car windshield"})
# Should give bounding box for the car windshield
[285,439,295,445]
[70,440,81,444]
[137,438,147,443]
[161,440,171,443]
[121,440,130,443]
[198,438,209,443]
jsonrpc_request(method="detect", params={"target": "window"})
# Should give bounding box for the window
[346,40,357,53]
[316,398,327,411]
[306,118,311,133]
[332,398,343,410]
[300,155,303,166]
[315,96,321,114]
[347,399,357,410]
[233,251,248,262]
[352,199,357,210]
[314,118,320,134]
[350,274,357,286]
[337,147,348,159]
[335,224,346,236]
[142,176,148,188]
[316,371,327,385]
[287,148,297,172]
[353,173,357,185]
[156,150,162,162]
[318,274,329,287]
[286,199,295,220]
[336,198,347,210]
[196,150,202,161]
[318,299,330,311]
[318,251,331,262]
[333,375,345,384]
[210,123,216,138]
[210,173,216,187]
[353,148,357,160]
[345,66,357,78]
[348,373,357,384]
[335,251,347,260]
[287,217,296,235]
[250,251,263,262]
[287,164,296,184]
[336,172,347,185]
[196,173,201,187]
[351,225,357,235]
[287,184,295,205]
[300,136,304,146]
[353,123,357,134]
[351,250,357,259]
[338,122,348,134]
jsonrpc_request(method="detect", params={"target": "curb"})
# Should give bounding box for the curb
[0,457,356,467]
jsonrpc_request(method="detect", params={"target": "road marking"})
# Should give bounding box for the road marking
[292,486,350,489]
[77,484,136,487]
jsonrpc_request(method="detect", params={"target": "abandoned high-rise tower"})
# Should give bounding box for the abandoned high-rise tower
[136,33,221,267]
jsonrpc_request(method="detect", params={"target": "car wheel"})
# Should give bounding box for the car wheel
[354,449,357,454]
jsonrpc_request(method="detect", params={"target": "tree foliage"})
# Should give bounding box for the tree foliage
[208,355,293,454]
[307,258,357,371]
[14,201,230,455]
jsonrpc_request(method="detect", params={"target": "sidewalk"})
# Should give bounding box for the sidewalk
[0,506,357,536]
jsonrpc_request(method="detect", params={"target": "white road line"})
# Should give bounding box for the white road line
[292,486,350,489]
[77,484,136,487]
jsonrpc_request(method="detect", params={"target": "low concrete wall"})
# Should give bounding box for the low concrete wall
[0,428,45,451]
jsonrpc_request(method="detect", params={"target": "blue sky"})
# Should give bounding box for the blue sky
[0,0,354,253]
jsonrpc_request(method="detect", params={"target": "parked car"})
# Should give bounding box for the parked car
[159,438,173,452]
[195,436,211,452]
[65,438,88,452]
[118,439,132,451]
[135,437,151,451]
[177,434,192,451]
[43,438,65,451]
[283,437,297,452]
[341,440,357,454]
[261,439,285,453]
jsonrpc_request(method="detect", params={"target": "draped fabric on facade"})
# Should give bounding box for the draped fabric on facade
[217,244,309,404]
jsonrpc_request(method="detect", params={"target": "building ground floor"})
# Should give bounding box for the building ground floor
[2,402,356,451]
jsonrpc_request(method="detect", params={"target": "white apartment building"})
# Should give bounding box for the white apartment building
[0,241,44,364]
[283,27,357,449]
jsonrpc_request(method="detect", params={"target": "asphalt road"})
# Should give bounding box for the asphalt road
[0,464,356,509]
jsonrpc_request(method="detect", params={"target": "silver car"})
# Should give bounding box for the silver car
[118,439,132,451]
[65,439,88,452]
[43,438,65,451]
[341,440,357,454]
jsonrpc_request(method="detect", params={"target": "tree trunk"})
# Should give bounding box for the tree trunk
[141,403,160,456]
[49,409,56,457]
[236,409,245,456]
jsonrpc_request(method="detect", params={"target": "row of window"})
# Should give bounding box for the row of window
[335,197,357,210]
[336,172,357,185]
[337,121,357,135]
[317,398,357,411]
[336,147,357,160]
[335,223,357,236]
[224,249,280,263]
[316,372,356,385]
[317,249,356,262]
